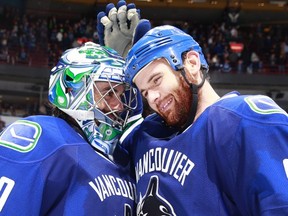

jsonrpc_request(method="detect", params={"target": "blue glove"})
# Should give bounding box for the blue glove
[133,19,151,45]
[97,0,151,57]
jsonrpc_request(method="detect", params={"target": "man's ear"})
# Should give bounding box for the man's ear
[183,50,201,82]
[185,50,201,71]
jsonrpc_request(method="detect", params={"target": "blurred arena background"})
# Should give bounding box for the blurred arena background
[0,0,288,128]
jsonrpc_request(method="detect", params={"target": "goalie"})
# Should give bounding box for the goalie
[0,42,141,215]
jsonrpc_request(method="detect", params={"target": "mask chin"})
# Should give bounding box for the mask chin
[81,118,122,155]
[85,89,137,156]
[93,108,124,131]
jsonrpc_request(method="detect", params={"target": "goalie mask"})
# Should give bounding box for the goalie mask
[48,42,139,155]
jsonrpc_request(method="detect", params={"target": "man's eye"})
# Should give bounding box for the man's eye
[103,91,113,98]
[153,76,161,85]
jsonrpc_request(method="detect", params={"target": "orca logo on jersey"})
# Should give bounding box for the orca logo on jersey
[0,120,42,152]
[245,95,288,116]
[137,176,176,216]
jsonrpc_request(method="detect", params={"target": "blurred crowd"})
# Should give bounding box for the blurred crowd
[0,5,288,119]
[0,6,99,67]
[0,5,288,73]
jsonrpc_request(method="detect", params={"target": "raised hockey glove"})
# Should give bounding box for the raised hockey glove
[97,0,151,57]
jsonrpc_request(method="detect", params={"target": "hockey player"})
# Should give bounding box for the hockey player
[0,42,141,215]
[98,1,288,215]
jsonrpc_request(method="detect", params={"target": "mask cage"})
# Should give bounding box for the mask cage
[91,73,139,131]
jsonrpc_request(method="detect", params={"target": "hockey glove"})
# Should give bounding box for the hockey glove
[97,0,151,57]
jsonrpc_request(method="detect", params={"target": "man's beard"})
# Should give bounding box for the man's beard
[158,76,193,128]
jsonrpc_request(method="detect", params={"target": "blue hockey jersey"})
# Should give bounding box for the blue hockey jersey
[0,115,136,215]
[122,92,288,215]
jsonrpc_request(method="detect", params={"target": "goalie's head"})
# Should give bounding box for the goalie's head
[125,25,209,86]
[48,42,138,155]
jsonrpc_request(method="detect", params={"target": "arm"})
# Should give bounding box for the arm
[208,95,288,215]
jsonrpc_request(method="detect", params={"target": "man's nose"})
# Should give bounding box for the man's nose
[147,89,160,105]
[109,97,124,112]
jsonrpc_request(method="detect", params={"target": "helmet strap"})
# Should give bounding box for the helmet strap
[176,65,206,133]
